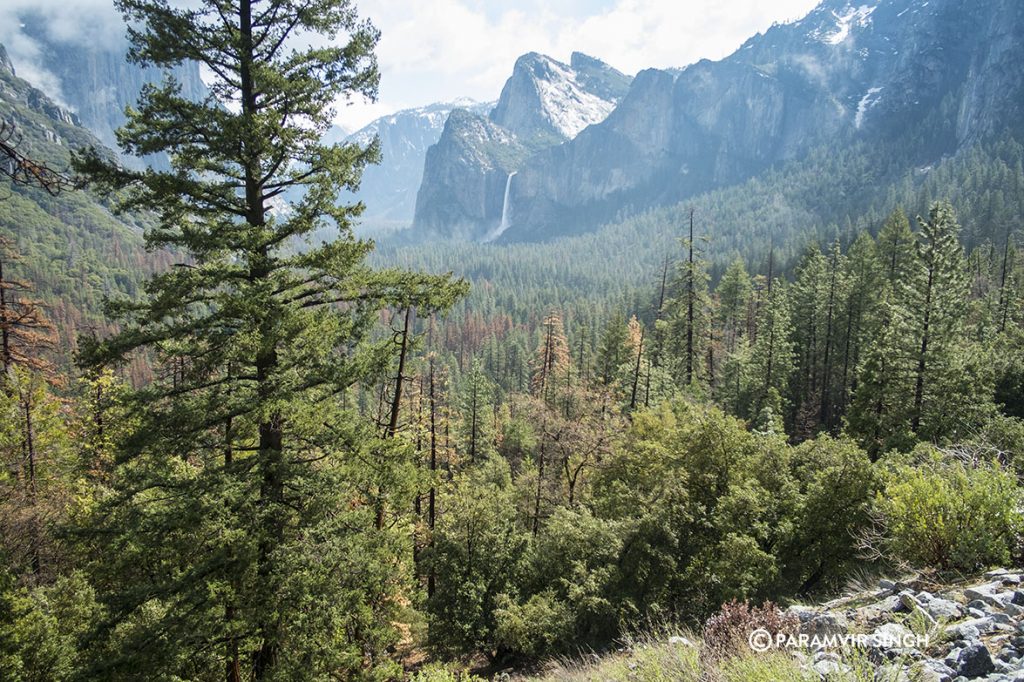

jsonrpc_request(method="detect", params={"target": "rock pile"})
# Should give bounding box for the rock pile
[789,568,1024,681]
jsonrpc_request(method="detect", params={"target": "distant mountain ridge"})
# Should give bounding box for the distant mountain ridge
[0,41,155,361]
[341,98,491,233]
[410,0,1024,242]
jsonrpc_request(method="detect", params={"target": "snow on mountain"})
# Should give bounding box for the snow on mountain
[489,52,632,144]
[529,56,619,139]
[813,4,878,45]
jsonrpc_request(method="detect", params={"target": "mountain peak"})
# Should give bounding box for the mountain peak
[490,51,632,142]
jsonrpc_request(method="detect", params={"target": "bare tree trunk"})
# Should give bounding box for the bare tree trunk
[387,306,414,438]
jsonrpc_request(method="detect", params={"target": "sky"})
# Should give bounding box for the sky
[0,0,821,131]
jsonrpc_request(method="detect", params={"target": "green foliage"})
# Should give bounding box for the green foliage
[0,571,101,682]
[493,591,573,661]
[873,452,1023,571]
[426,457,528,656]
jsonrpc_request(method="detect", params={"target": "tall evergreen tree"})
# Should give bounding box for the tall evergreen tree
[74,0,466,678]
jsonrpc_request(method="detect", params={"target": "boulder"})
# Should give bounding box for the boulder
[925,597,965,620]
[956,642,995,678]
[791,607,849,638]
[913,659,956,682]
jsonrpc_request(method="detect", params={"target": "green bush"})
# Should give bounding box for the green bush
[493,591,573,661]
[874,454,1022,571]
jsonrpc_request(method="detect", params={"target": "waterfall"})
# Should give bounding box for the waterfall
[484,171,517,242]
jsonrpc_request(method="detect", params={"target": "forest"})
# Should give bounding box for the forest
[2,0,1024,680]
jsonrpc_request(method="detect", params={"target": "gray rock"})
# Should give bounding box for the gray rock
[1012,591,1024,607]
[914,659,957,682]
[994,658,1015,673]
[792,608,849,638]
[965,584,1012,608]
[879,579,897,591]
[873,623,916,650]
[928,598,966,620]
[951,623,983,642]
[991,612,1014,626]
[957,642,995,678]
[814,658,842,677]
[997,646,1019,661]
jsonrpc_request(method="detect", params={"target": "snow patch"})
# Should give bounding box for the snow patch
[815,5,876,45]
[531,57,618,138]
[855,86,883,128]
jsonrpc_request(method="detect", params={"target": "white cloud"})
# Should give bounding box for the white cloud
[335,0,821,129]
[0,0,823,130]
[0,0,127,106]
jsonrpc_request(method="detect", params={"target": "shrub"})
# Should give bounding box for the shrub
[493,591,573,661]
[872,455,1022,571]
[701,600,797,662]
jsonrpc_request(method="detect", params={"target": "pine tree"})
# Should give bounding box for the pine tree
[665,211,711,389]
[789,243,829,437]
[903,202,973,439]
[0,238,55,379]
[744,278,795,422]
[596,315,630,387]
[459,358,494,463]
[835,232,882,419]
[531,312,570,401]
[717,258,752,356]
[74,0,466,677]
[876,208,914,287]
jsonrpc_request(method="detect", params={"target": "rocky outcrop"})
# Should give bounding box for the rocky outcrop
[490,52,630,146]
[343,99,491,232]
[413,52,631,240]
[17,17,207,168]
[413,109,531,240]
[787,567,1024,681]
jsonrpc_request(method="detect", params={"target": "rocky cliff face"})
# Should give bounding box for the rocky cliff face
[415,0,1024,243]
[17,17,207,169]
[343,99,490,232]
[490,52,631,145]
[413,53,632,240]
[413,108,532,240]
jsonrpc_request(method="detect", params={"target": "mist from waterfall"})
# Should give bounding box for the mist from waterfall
[483,171,517,242]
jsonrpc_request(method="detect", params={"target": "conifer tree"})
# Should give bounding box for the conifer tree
[596,316,630,387]
[903,202,974,438]
[459,358,494,463]
[74,0,466,678]
[717,258,752,356]
[531,312,569,401]
[745,278,795,422]
[876,208,914,287]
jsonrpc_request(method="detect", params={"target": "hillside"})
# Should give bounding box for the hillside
[0,43,157,362]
